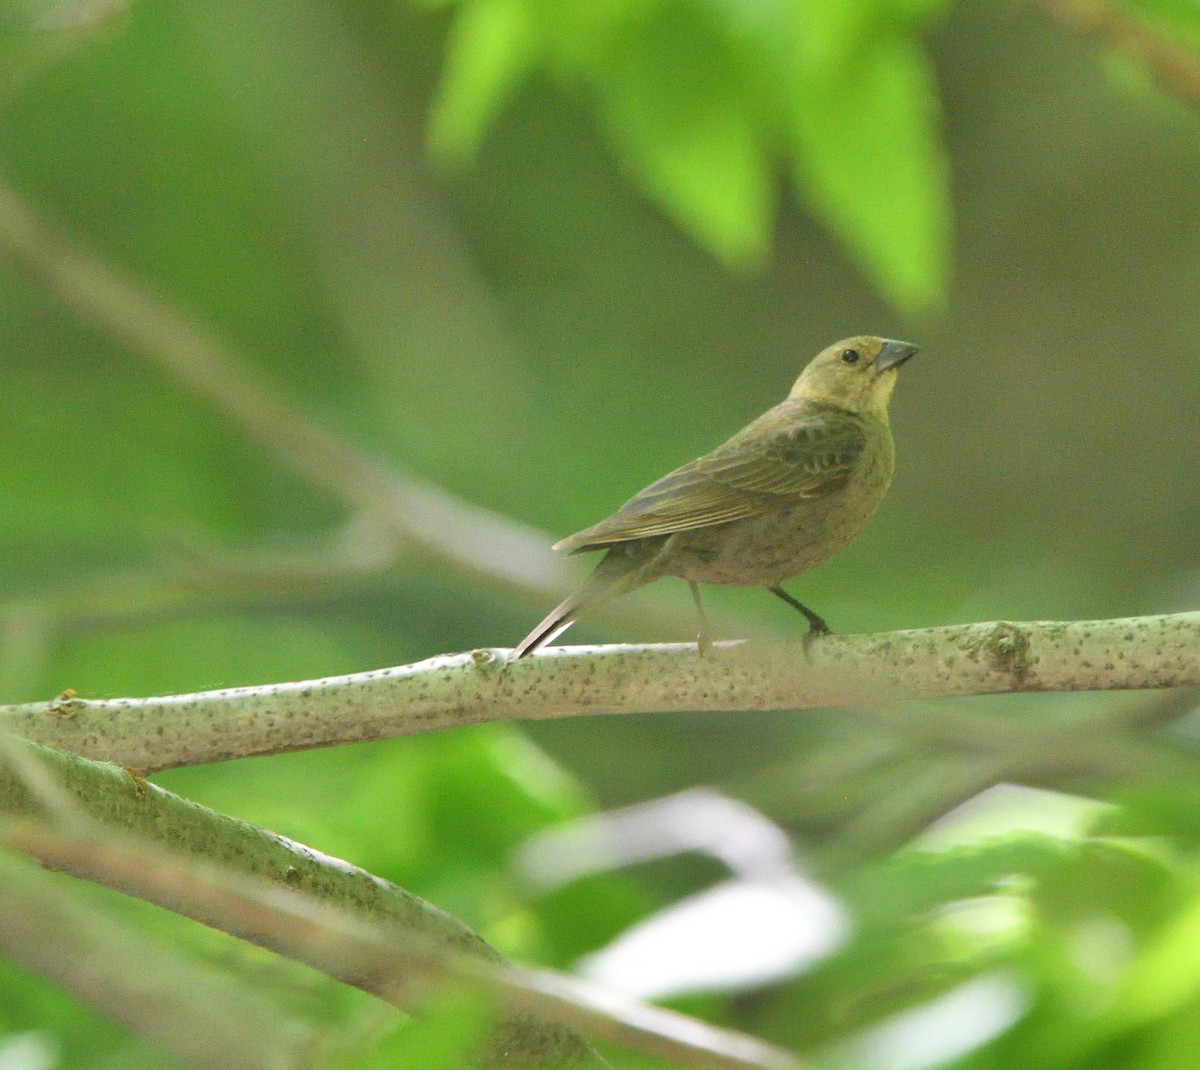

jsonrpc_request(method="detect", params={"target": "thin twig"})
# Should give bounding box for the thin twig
[16,0,130,30]
[1032,0,1200,108]
[1,613,1196,773]
[0,515,403,645]
[0,177,700,641]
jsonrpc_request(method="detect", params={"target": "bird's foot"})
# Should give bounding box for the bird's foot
[765,586,830,659]
[689,581,713,657]
[801,618,831,660]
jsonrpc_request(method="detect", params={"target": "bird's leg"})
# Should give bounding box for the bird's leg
[766,585,830,655]
[688,581,713,655]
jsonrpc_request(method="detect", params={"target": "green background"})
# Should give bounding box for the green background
[2,0,1200,1067]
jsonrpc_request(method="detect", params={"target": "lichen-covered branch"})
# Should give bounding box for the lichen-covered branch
[0,736,598,1068]
[0,739,800,1070]
[2,613,1196,774]
[8,817,799,1070]
[0,736,509,959]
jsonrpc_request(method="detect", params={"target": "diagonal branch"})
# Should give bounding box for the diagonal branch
[1031,0,1200,108]
[2,612,1197,773]
[0,177,699,640]
[10,819,800,1070]
[0,515,404,646]
[0,737,801,1070]
[0,178,547,590]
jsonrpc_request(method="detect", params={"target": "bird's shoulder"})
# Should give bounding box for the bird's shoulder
[717,399,870,471]
[555,401,870,552]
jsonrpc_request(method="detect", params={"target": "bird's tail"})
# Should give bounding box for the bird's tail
[512,591,589,658]
[513,547,646,657]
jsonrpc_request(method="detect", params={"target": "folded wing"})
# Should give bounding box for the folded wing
[556,406,866,553]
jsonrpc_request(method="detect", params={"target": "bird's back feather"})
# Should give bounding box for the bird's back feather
[555,402,867,554]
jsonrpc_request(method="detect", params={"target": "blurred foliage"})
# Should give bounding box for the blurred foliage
[1120,0,1200,46]
[344,987,496,1070]
[429,0,951,309]
[1,0,1200,1068]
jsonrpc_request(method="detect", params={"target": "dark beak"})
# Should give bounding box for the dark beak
[875,339,919,373]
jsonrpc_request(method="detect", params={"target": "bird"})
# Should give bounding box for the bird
[513,335,917,657]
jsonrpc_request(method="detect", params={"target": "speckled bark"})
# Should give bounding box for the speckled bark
[0,738,603,1070]
[2,614,1196,774]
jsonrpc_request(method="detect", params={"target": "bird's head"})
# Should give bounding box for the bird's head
[789,336,918,415]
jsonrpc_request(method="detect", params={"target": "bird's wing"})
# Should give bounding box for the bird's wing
[556,406,866,552]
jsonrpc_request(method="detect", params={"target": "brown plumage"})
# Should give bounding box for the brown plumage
[514,335,917,656]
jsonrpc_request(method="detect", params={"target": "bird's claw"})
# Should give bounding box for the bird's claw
[801,620,831,660]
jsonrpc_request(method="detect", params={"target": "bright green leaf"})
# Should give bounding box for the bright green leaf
[590,8,776,267]
[789,0,876,67]
[787,0,947,65]
[349,986,496,1070]
[787,32,950,311]
[428,0,536,164]
[426,0,952,300]
[1118,0,1200,47]
[1110,888,1200,1028]
[879,0,954,26]
[604,95,775,268]
[913,786,1116,854]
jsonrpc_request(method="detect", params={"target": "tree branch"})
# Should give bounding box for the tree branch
[2,613,1197,774]
[0,515,402,653]
[1031,0,1200,108]
[0,735,598,1070]
[0,737,801,1070]
[9,818,800,1070]
[0,735,511,961]
[0,177,700,641]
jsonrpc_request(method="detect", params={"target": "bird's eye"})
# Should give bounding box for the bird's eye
[841,348,860,364]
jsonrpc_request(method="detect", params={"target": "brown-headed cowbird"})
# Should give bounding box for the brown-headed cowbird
[514,335,917,656]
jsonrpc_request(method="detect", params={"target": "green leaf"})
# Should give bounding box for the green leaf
[1110,888,1200,1028]
[428,0,536,164]
[789,0,877,67]
[912,786,1116,854]
[603,94,775,269]
[1118,0,1200,47]
[787,32,950,311]
[881,0,954,26]
[425,0,952,299]
[350,986,496,1070]
[590,7,776,268]
[0,8,121,105]
[788,0,949,66]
